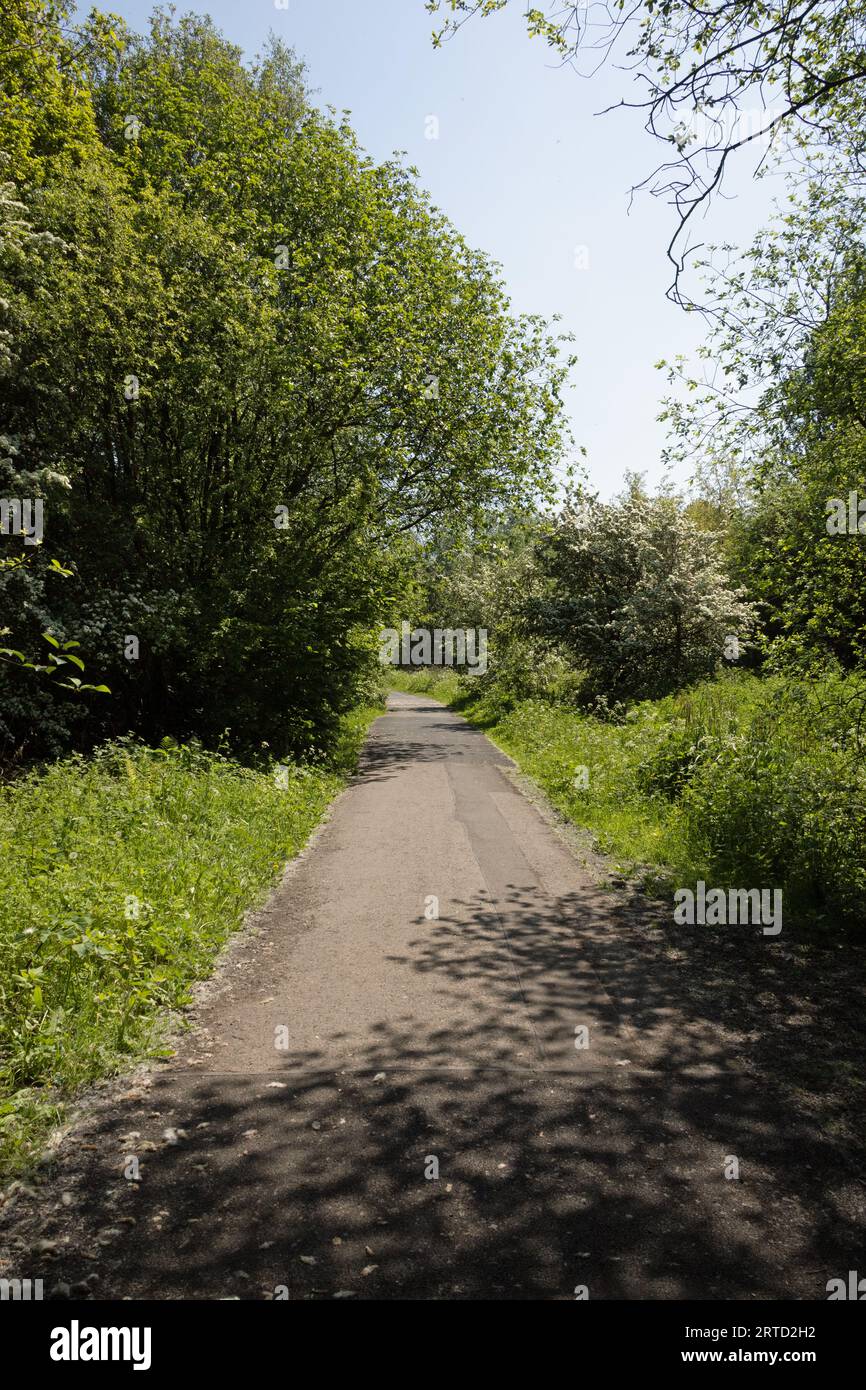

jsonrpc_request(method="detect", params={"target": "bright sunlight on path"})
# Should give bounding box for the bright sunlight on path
[2,695,862,1299]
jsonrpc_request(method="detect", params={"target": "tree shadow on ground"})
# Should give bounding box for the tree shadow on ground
[7,880,865,1301]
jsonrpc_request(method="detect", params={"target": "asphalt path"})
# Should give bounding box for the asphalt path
[1,693,862,1300]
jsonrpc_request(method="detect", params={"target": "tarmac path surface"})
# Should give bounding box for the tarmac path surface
[1,692,863,1300]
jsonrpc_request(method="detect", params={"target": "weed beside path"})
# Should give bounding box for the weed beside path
[0,703,382,1178]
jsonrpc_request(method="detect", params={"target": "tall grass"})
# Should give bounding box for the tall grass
[387,668,464,703]
[674,675,866,926]
[393,667,866,932]
[0,704,381,1176]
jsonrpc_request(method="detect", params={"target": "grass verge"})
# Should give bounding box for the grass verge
[390,667,866,934]
[0,701,383,1179]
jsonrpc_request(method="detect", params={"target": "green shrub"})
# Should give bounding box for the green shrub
[387,668,465,704]
[675,676,866,927]
[427,667,866,932]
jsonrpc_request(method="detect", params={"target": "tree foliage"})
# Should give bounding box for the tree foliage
[662,176,866,668]
[530,477,755,700]
[0,3,571,761]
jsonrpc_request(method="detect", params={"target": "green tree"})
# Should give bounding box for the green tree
[0,0,117,182]
[532,477,754,701]
[1,3,572,760]
[662,179,866,667]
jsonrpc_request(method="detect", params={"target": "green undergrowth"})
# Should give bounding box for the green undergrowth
[0,701,382,1179]
[391,667,866,936]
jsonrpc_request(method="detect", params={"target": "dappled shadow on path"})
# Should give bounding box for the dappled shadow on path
[352,700,509,785]
[9,882,865,1301]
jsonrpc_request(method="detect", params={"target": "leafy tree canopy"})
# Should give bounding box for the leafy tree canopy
[0,2,572,761]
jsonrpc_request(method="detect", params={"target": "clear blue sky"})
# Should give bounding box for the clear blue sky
[101,0,784,497]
